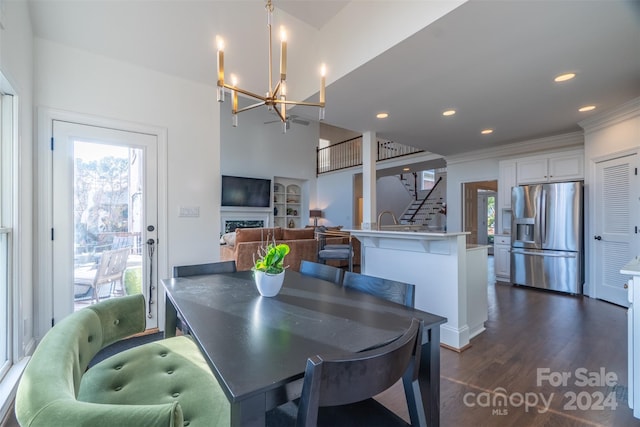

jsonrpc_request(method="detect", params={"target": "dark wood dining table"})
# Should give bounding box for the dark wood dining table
[162,270,446,427]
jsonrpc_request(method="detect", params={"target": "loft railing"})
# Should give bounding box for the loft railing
[317,137,424,175]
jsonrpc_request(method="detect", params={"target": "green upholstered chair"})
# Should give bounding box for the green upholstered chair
[15,294,229,427]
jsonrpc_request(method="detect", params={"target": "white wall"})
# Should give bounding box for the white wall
[581,98,640,296]
[316,169,355,227]
[35,39,221,306]
[376,176,411,225]
[445,158,499,233]
[220,103,318,190]
[0,0,35,417]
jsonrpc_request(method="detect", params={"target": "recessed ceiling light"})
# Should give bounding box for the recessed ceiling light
[442,109,456,116]
[578,105,596,112]
[554,72,576,82]
[402,167,410,172]
[481,129,494,135]
[376,112,389,119]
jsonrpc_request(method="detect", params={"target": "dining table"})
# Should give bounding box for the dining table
[162,269,447,427]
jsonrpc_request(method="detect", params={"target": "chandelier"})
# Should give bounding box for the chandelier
[216,0,326,133]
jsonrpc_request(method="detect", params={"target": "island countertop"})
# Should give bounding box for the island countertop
[344,228,469,239]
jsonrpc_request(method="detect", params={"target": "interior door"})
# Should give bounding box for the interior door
[594,153,639,307]
[52,121,159,328]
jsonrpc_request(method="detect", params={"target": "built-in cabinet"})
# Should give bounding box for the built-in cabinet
[494,234,511,282]
[517,151,584,184]
[273,178,303,228]
[499,161,516,209]
[497,149,584,235]
[495,149,584,283]
[621,258,640,420]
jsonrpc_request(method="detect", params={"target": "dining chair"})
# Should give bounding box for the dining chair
[299,260,344,285]
[343,271,415,307]
[316,229,354,272]
[172,260,237,277]
[267,318,425,427]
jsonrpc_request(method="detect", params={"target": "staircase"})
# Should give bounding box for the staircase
[400,197,444,225]
[398,174,446,227]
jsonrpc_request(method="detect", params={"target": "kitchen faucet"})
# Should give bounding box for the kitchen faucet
[377,211,399,230]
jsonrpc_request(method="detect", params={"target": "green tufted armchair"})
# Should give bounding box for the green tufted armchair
[15,294,229,427]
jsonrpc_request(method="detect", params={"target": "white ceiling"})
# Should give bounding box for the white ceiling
[28,0,640,158]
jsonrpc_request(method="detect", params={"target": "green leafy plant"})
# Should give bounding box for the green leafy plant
[253,242,290,274]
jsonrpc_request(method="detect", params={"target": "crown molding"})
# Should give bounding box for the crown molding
[445,131,584,165]
[579,97,640,134]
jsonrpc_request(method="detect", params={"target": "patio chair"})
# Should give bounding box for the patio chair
[267,318,425,426]
[74,247,130,303]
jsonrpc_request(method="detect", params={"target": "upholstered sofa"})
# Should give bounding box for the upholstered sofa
[220,226,361,272]
[15,294,229,427]
[220,226,318,272]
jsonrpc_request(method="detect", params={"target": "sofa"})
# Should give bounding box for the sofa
[220,226,318,272]
[15,294,229,427]
[220,226,361,272]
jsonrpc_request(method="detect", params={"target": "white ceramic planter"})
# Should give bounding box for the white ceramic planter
[253,270,285,297]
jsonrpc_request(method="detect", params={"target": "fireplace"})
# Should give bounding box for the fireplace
[221,212,270,234]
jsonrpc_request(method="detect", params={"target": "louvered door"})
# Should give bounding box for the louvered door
[594,153,638,306]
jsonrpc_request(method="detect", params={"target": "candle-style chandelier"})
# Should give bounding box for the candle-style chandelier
[216,0,326,133]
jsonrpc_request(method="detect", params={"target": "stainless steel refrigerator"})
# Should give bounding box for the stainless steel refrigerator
[510,181,583,294]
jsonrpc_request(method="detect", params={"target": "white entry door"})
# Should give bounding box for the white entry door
[52,120,159,329]
[594,153,640,307]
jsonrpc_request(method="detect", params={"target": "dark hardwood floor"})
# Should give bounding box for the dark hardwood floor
[4,258,638,426]
[376,258,639,427]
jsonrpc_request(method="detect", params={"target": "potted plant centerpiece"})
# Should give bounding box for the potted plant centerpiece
[252,241,290,297]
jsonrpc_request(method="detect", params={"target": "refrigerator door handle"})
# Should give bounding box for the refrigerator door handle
[540,188,547,245]
[512,249,577,258]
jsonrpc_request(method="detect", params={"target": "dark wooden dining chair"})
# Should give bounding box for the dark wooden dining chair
[343,271,415,307]
[172,260,237,278]
[316,229,354,272]
[299,260,344,285]
[267,318,425,427]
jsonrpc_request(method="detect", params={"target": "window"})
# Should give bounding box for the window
[318,138,330,171]
[421,170,435,191]
[0,91,14,381]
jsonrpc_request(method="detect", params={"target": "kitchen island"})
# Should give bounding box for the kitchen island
[347,229,489,351]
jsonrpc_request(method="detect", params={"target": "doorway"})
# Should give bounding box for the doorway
[51,120,160,329]
[462,180,498,246]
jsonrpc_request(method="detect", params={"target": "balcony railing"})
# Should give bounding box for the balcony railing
[317,137,424,175]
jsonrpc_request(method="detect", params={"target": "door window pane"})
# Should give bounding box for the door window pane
[73,141,143,309]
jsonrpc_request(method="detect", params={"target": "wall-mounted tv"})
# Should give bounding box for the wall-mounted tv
[221,175,271,208]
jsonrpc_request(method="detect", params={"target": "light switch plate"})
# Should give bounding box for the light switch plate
[179,206,200,217]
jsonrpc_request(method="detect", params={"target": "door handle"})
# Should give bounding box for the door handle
[594,235,602,240]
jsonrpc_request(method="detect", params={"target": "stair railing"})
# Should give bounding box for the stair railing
[407,176,443,224]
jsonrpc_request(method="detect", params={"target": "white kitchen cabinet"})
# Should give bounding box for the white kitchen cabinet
[497,160,516,235]
[548,153,584,181]
[499,160,517,209]
[621,258,640,419]
[517,150,584,184]
[494,234,511,282]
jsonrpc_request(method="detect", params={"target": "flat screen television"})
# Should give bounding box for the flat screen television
[221,175,271,208]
